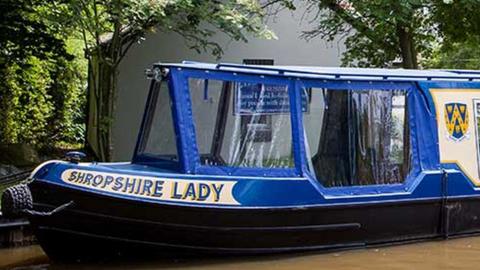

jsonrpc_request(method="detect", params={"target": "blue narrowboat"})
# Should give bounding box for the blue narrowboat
[4,62,480,260]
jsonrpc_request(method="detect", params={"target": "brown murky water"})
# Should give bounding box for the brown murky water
[3,237,480,270]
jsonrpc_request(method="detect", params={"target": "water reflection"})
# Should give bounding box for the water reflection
[3,237,480,270]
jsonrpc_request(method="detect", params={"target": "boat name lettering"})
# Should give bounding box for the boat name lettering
[60,169,239,205]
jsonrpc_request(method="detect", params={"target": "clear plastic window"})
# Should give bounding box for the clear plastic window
[475,100,480,175]
[188,78,294,168]
[303,88,411,187]
[137,81,178,160]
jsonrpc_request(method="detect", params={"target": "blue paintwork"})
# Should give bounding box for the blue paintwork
[30,62,480,208]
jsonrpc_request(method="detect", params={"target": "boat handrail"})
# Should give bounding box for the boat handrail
[214,62,480,82]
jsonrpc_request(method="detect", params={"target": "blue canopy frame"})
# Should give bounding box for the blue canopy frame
[131,63,451,198]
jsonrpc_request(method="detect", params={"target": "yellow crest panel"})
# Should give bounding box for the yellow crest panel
[430,89,480,186]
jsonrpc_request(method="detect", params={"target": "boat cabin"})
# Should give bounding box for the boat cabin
[126,62,480,205]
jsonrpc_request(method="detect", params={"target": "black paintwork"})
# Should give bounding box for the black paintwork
[26,181,480,261]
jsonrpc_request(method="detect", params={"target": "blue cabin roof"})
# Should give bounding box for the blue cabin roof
[155,61,480,82]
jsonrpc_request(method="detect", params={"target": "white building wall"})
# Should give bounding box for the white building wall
[113,5,345,161]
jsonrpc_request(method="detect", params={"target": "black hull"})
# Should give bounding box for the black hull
[27,181,480,261]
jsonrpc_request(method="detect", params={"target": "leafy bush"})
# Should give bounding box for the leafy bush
[46,39,87,146]
[0,0,87,151]
[0,54,86,149]
[0,57,54,146]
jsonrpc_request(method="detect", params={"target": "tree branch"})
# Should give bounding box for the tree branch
[320,0,394,49]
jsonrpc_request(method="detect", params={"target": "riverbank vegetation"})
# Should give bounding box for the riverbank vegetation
[0,0,87,152]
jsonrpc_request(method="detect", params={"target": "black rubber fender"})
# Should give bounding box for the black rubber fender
[1,184,33,218]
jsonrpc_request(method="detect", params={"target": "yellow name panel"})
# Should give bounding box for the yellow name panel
[61,169,239,205]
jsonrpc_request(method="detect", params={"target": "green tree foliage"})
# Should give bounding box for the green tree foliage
[47,0,285,161]
[0,0,68,61]
[1,57,54,145]
[302,0,438,68]
[423,37,480,70]
[427,0,480,69]
[433,0,480,44]
[0,0,87,149]
[300,0,480,69]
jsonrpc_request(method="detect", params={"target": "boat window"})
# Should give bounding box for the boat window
[303,88,411,187]
[137,81,178,160]
[188,78,294,169]
[475,100,480,174]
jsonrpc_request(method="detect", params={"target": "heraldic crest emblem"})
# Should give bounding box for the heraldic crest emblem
[444,102,469,141]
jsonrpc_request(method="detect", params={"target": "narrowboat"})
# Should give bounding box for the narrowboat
[4,61,480,260]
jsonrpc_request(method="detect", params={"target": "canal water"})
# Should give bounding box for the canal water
[2,236,480,270]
